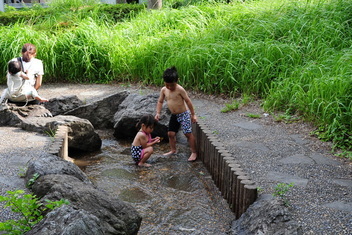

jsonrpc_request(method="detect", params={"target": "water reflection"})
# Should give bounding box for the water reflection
[73,131,235,234]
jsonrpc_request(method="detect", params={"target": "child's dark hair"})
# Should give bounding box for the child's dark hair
[136,114,156,129]
[163,66,178,83]
[8,61,22,75]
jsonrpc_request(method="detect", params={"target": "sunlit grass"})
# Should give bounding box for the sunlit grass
[0,0,351,152]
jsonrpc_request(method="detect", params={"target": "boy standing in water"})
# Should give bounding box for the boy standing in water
[155,66,197,162]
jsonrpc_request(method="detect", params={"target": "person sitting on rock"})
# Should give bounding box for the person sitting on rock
[0,43,48,106]
[0,60,48,105]
[131,114,161,167]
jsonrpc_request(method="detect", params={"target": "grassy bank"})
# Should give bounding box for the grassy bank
[0,0,351,156]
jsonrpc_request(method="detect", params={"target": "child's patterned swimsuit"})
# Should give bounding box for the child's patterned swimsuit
[168,110,192,134]
[131,145,143,164]
[131,131,152,164]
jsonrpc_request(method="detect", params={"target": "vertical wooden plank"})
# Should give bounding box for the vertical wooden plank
[235,174,249,218]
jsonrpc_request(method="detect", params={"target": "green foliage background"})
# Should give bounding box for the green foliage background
[0,0,351,153]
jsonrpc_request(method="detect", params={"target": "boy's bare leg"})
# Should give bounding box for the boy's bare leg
[185,133,197,161]
[164,131,177,156]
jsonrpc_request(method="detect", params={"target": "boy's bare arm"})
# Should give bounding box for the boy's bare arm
[181,89,197,123]
[155,88,165,121]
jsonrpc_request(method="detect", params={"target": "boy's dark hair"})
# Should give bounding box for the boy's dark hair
[163,66,178,83]
[136,114,157,129]
[8,61,22,75]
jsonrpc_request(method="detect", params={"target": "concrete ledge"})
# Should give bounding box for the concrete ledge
[48,125,68,159]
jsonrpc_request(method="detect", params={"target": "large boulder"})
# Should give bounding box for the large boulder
[113,93,170,140]
[27,205,105,235]
[65,91,129,129]
[31,174,142,235]
[21,115,102,152]
[25,152,91,184]
[0,105,22,126]
[0,104,52,126]
[44,95,84,116]
[231,194,302,235]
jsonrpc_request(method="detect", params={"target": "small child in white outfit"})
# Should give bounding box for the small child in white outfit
[0,60,48,104]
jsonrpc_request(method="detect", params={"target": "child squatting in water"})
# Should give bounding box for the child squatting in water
[131,114,161,167]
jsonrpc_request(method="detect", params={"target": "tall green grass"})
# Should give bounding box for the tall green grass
[0,0,351,152]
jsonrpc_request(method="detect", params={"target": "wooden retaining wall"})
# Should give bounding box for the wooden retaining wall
[193,120,258,219]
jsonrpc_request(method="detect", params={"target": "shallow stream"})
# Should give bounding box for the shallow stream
[72,130,235,234]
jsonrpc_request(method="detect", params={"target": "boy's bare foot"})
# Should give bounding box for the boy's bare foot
[163,150,177,156]
[188,153,197,162]
[138,163,152,167]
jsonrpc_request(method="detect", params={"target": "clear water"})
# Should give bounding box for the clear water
[73,130,235,234]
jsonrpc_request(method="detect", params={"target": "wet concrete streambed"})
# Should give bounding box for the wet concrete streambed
[72,130,235,234]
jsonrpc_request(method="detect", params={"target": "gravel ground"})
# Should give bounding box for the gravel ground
[0,83,351,234]
[0,127,50,223]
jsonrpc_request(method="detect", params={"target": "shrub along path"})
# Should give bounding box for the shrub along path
[0,83,351,234]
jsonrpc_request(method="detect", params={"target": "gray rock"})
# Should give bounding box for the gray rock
[231,194,302,235]
[44,95,84,116]
[24,153,91,185]
[0,107,22,126]
[21,115,102,152]
[113,93,169,139]
[0,104,52,126]
[26,205,105,235]
[65,91,129,129]
[32,174,142,235]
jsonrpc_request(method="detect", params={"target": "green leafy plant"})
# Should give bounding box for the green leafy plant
[241,94,252,106]
[256,186,264,193]
[221,100,240,113]
[44,127,57,142]
[221,94,253,113]
[0,190,69,235]
[26,173,40,189]
[4,5,17,12]
[246,113,261,118]
[335,151,352,161]
[273,182,294,206]
[17,167,27,178]
[274,113,300,123]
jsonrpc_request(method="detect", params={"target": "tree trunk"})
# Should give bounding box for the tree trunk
[148,0,162,9]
